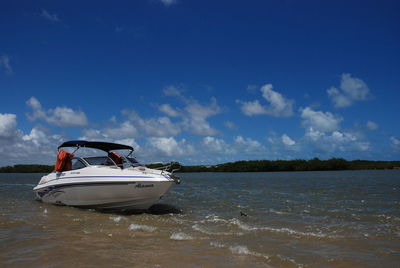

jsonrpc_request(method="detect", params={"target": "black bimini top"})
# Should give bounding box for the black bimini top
[58,140,134,152]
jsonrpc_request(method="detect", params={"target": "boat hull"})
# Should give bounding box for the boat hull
[34,180,173,210]
[33,167,176,210]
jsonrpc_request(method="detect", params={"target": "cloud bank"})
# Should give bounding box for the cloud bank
[327,73,371,108]
[238,84,294,117]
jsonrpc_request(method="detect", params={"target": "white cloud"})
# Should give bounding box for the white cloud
[234,136,266,154]
[0,113,18,138]
[47,107,88,127]
[142,117,180,137]
[234,135,260,147]
[238,100,267,116]
[104,121,139,139]
[327,73,371,108]
[224,121,236,130]
[22,127,49,146]
[391,137,400,149]
[202,136,234,155]
[159,104,180,117]
[147,137,193,157]
[327,87,352,108]
[163,86,183,97]
[80,129,109,140]
[161,87,222,136]
[261,84,294,117]
[182,98,221,135]
[238,84,293,117]
[41,9,61,22]
[366,121,378,131]
[300,107,342,133]
[0,55,13,75]
[26,97,88,127]
[200,135,266,159]
[0,123,65,166]
[159,0,177,6]
[122,110,180,137]
[281,134,296,146]
[304,127,370,153]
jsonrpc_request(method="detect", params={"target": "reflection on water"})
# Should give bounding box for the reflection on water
[0,171,399,267]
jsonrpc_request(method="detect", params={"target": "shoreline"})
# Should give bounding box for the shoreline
[1,158,400,173]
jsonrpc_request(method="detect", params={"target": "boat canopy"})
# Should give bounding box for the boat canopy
[58,140,134,152]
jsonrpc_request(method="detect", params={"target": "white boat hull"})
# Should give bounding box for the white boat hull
[33,167,176,210]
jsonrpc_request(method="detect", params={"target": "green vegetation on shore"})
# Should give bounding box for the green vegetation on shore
[1,158,400,173]
[0,164,54,173]
[178,158,400,172]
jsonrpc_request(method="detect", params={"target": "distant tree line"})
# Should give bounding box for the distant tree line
[0,164,54,173]
[178,158,400,172]
[1,158,400,173]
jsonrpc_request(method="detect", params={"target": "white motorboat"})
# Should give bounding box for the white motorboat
[33,140,180,211]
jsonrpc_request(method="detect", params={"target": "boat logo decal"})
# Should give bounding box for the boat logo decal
[135,183,154,188]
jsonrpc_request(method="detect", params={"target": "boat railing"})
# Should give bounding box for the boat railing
[148,161,181,174]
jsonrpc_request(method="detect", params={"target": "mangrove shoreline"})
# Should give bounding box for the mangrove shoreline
[1,158,400,173]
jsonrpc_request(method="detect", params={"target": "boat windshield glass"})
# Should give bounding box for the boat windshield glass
[84,156,115,166]
[123,157,143,168]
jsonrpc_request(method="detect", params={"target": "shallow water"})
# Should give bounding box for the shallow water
[1,171,399,267]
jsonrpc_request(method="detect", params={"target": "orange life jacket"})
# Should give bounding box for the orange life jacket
[55,150,74,172]
[108,152,123,167]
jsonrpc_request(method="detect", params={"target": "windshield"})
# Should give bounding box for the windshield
[80,155,142,169]
[124,157,143,168]
[83,156,115,166]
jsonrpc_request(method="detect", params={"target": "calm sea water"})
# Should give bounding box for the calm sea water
[0,170,399,267]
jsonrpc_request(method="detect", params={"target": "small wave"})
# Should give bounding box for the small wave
[229,245,269,260]
[276,254,305,267]
[198,216,341,239]
[258,226,342,239]
[229,219,256,231]
[269,209,289,215]
[375,214,400,222]
[203,214,227,223]
[192,224,243,236]
[230,219,341,239]
[109,216,124,223]
[170,232,193,240]
[128,223,156,232]
[210,241,226,248]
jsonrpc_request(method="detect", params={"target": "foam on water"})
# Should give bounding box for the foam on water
[229,218,342,239]
[170,232,193,240]
[128,223,156,232]
[228,244,304,267]
[192,223,238,236]
[109,216,124,223]
[259,226,342,239]
[209,241,225,248]
[269,208,290,215]
[193,215,341,239]
[229,245,270,260]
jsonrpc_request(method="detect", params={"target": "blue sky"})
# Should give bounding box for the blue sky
[0,0,399,165]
